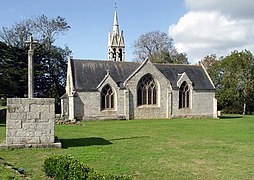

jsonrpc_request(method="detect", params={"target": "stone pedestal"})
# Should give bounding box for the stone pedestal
[1,98,61,149]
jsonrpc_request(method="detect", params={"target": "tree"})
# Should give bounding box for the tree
[34,15,70,50]
[0,42,27,97]
[199,54,223,89]
[132,30,189,64]
[220,50,254,115]
[0,15,71,112]
[0,15,70,49]
[0,41,70,112]
[202,51,254,114]
[0,19,33,48]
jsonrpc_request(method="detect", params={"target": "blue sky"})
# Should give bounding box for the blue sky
[0,0,187,61]
[1,0,254,63]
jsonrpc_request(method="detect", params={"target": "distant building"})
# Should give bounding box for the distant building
[61,6,217,120]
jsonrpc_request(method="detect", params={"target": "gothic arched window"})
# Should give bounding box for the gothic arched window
[137,74,157,106]
[101,84,115,110]
[179,81,189,109]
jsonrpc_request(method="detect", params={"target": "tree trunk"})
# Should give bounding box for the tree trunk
[243,102,246,115]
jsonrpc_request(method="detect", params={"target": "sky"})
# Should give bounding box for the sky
[0,0,253,64]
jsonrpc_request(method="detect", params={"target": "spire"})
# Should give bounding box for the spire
[113,0,119,34]
[108,0,125,62]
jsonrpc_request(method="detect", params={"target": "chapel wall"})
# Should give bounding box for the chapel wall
[171,90,216,118]
[75,89,126,120]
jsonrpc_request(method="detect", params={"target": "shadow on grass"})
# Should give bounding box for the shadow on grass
[60,136,150,149]
[109,136,150,141]
[60,137,113,149]
[220,115,243,119]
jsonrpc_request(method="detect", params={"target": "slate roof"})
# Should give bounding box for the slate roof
[71,59,215,91]
[71,60,140,91]
[154,64,215,90]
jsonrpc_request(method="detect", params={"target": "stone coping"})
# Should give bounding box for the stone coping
[0,142,61,149]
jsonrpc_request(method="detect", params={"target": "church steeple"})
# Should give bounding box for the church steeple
[113,10,119,34]
[108,0,125,62]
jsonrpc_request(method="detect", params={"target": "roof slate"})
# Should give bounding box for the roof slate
[71,59,215,91]
[154,64,215,90]
[71,60,140,91]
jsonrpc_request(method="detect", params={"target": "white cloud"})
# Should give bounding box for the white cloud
[185,0,254,19]
[169,0,254,63]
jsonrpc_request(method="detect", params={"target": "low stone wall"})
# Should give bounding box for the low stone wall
[6,98,58,147]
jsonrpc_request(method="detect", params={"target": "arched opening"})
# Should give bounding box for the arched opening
[101,84,115,110]
[179,81,189,109]
[137,74,157,106]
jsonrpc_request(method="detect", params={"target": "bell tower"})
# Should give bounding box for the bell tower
[108,1,125,61]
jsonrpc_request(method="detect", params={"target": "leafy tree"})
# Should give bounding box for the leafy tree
[0,42,27,97]
[0,41,69,112]
[202,51,254,114]
[33,44,70,100]
[220,50,254,115]
[199,54,223,89]
[132,30,189,64]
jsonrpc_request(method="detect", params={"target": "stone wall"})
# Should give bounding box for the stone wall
[6,98,55,145]
[73,75,127,120]
[171,90,216,118]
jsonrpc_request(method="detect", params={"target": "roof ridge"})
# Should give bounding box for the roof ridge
[72,59,141,64]
[153,63,201,67]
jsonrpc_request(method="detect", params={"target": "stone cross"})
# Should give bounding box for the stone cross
[25,36,38,98]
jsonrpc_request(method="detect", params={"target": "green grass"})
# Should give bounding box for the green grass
[0,158,26,180]
[0,116,254,179]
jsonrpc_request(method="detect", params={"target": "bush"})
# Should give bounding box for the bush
[42,154,131,180]
[42,154,93,180]
[42,154,59,178]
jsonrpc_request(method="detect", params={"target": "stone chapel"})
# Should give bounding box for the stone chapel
[61,6,217,120]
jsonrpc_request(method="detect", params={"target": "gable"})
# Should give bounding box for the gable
[155,64,215,90]
[177,72,192,88]
[124,58,171,89]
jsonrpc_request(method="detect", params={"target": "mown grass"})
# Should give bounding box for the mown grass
[0,116,253,179]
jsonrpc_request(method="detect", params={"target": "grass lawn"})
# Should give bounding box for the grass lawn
[0,116,254,179]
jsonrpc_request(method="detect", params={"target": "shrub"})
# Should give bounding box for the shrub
[42,154,132,180]
[42,154,93,180]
